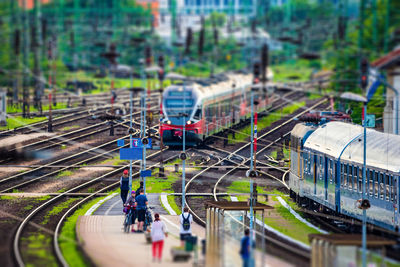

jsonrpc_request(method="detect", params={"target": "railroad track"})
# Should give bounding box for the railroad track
[183,98,328,263]
[1,91,161,137]
[0,100,160,164]
[12,148,177,267]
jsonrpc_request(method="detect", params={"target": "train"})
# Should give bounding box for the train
[289,121,400,232]
[160,71,273,146]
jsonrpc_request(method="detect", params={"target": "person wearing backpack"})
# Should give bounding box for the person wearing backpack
[119,170,129,205]
[179,207,193,246]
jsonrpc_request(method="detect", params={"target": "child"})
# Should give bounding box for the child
[150,213,168,262]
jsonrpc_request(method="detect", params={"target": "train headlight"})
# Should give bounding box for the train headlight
[186,120,192,125]
[167,120,171,125]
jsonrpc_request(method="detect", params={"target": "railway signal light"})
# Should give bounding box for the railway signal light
[101,43,120,65]
[360,58,369,90]
[158,55,165,68]
[14,30,20,55]
[145,46,152,66]
[253,62,261,83]
[142,137,149,145]
[185,27,193,55]
[180,152,187,160]
[198,28,205,56]
[246,170,258,178]
[261,44,269,83]
[213,28,219,45]
[158,69,165,81]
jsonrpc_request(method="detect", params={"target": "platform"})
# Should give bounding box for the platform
[77,194,293,267]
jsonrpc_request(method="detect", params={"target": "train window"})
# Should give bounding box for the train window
[374,172,379,198]
[394,177,398,203]
[329,160,333,184]
[340,163,344,187]
[193,108,202,120]
[369,170,374,196]
[380,173,384,200]
[354,166,362,192]
[348,165,353,190]
[386,175,390,201]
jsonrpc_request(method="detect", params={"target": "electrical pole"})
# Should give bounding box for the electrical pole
[158,55,165,178]
[33,0,43,113]
[181,85,187,211]
[22,0,30,118]
[11,0,21,106]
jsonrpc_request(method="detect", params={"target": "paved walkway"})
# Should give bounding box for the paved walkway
[78,193,293,267]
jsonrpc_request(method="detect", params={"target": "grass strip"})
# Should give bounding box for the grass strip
[0,116,47,130]
[228,101,305,144]
[167,195,181,214]
[58,195,111,267]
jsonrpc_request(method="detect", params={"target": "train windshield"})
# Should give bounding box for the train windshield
[165,98,195,124]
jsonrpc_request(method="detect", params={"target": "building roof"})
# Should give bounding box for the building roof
[303,121,400,173]
[18,0,50,9]
[372,47,400,69]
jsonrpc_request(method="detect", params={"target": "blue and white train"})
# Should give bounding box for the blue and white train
[289,121,400,232]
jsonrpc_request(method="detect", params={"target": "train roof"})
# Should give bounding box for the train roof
[303,121,400,173]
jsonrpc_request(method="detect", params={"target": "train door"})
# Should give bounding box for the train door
[324,157,328,201]
[313,155,317,195]
[396,176,399,228]
[335,161,341,213]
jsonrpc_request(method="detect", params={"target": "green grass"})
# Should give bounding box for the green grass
[60,125,80,131]
[272,60,315,83]
[166,195,181,214]
[24,233,58,267]
[306,92,322,100]
[0,116,47,130]
[0,195,18,200]
[41,198,78,225]
[6,102,74,114]
[56,170,73,178]
[130,169,181,193]
[260,204,320,245]
[62,71,173,95]
[228,101,305,144]
[59,195,112,267]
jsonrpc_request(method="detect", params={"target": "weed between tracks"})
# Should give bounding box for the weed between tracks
[59,196,110,267]
[0,116,47,130]
[41,198,78,225]
[227,101,306,144]
[227,181,319,244]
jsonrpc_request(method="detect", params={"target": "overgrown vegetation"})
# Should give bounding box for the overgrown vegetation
[228,101,306,144]
[0,116,47,130]
[41,198,78,225]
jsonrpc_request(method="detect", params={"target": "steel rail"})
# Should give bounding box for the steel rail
[12,147,168,267]
[52,153,177,267]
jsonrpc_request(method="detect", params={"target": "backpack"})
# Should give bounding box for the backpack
[182,214,191,231]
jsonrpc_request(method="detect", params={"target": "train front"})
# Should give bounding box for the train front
[160,85,203,146]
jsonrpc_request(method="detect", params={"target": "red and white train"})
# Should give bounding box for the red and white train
[160,72,273,146]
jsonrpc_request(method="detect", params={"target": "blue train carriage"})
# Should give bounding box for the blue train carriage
[290,121,400,232]
[289,123,316,199]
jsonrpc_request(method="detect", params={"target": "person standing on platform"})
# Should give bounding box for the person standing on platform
[240,229,251,267]
[135,189,148,232]
[151,213,168,262]
[124,191,137,232]
[119,170,129,205]
[179,207,193,247]
[135,181,143,198]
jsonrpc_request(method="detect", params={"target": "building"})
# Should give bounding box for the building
[372,47,400,135]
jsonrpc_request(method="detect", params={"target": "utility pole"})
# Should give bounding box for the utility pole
[11,0,21,107]
[158,55,165,178]
[384,0,390,53]
[181,85,187,211]
[33,0,43,113]
[22,0,30,118]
